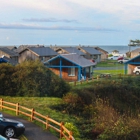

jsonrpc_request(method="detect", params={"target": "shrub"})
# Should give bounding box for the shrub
[0,60,70,97]
[64,122,80,138]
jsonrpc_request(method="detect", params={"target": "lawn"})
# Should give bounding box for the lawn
[0,96,77,123]
[96,59,124,67]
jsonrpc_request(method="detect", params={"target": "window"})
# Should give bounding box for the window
[68,68,75,76]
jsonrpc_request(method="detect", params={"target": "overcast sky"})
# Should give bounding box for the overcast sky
[1,0,140,46]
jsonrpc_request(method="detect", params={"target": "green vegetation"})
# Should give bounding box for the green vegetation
[1,60,140,140]
[0,60,70,97]
[96,60,123,67]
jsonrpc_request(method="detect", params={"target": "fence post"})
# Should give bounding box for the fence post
[46,115,49,130]
[86,77,88,83]
[69,131,73,140]
[92,77,94,81]
[16,103,19,116]
[60,122,64,139]
[80,80,82,84]
[0,98,3,110]
[74,81,76,86]
[97,75,99,80]
[30,108,34,121]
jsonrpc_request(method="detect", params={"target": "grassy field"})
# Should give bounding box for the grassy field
[97,59,123,67]
[0,96,78,139]
[0,96,77,124]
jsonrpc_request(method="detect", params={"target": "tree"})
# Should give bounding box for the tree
[128,39,140,46]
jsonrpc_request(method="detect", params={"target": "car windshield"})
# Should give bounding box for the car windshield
[0,113,4,121]
[0,117,4,121]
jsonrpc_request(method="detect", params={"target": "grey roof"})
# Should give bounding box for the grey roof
[131,48,140,52]
[60,54,96,67]
[29,47,58,56]
[16,45,44,53]
[94,47,108,53]
[0,46,17,50]
[61,47,85,55]
[80,47,101,55]
[0,47,19,56]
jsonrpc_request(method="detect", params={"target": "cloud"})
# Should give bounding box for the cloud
[0,0,74,15]
[0,22,119,32]
[68,0,140,22]
[23,18,78,23]
[6,37,9,40]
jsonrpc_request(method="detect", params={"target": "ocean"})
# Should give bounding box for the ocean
[97,45,140,54]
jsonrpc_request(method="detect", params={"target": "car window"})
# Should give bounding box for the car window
[0,117,3,121]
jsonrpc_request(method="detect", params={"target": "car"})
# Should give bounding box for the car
[0,113,25,138]
[118,58,129,63]
[117,56,124,60]
[133,66,140,75]
[108,56,119,60]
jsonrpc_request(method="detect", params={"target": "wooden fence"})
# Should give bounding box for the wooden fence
[68,73,125,86]
[68,75,102,86]
[0,98,74,140]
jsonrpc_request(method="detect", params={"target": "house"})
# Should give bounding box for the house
[18,47,58,63]
[15,44,44,53]
[124,54,140,75]
[3,46,17,51]
[112,50,119,56]
[126,48,140,58]
[77,46,101,63]
[52,46,85,56]
[44,53,96,81]
[0,47,19,65]
[94,47,108,61]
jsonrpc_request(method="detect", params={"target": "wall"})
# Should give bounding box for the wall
[50,68,78,81]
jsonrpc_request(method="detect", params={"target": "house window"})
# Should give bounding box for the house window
[68,68,75,76]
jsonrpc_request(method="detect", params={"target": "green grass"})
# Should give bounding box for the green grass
[0,96,78,139]
[93,69,125,77]
[96,60,124,67]
[0,96,77,123]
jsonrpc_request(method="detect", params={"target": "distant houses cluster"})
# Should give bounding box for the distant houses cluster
[0,45,140,81]
[0,45,108,81]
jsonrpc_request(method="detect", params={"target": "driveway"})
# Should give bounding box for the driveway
[2,112,58,140]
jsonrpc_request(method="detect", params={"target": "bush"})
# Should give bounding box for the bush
[64,122,80,138]
[0,60,70,97]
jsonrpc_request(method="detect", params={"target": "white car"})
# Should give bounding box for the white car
[118,58,129,63]
[108,56,119,60]
[133,66,140,75]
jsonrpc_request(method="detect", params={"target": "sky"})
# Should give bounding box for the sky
[1,0,140,46]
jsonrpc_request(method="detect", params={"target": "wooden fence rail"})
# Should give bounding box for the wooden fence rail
[0,98,74,140]
[69,73,127,86]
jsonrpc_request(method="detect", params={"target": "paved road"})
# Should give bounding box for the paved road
[2,112,58,140]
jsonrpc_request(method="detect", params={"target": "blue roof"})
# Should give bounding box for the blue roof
[46,54,96,68]
[124,54,140,64]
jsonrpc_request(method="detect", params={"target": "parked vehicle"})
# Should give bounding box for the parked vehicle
[117,56,124,60]
[0,135,7,140]
[118,58,129,63]
[0,113,25,138]
[108,56,119,60]
[133,66,140,75]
